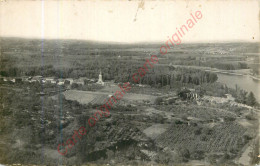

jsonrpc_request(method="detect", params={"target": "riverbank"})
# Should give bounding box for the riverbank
[170,65,260,102]
[172,65,260,81]
[205,69,244,76]
[217,74,260,103]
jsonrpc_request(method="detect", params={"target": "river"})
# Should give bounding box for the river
[171,64,260,102]
[217,73,260,102]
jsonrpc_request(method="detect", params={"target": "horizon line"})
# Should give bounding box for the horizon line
[0,36,259,44]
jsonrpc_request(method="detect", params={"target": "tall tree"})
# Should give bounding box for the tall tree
[246,92,257,106]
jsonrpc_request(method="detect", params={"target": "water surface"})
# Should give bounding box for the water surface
[217,73,260,102]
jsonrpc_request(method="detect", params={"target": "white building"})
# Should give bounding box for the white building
[45,77,55,84]
[58,79,65,85]
[97,71,104,86]
[10,78,15,83]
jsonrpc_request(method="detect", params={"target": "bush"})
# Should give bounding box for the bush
[243,134,253,141]
[191,150,205,160]
[194,128,202,135]
[245,113,257,120]
[175,147,190,162]
[200,134,207,141]
[181,115,188,121]
[202,128,213,135]
[1,109,12,116]
[155,149,175,164]
[154,97,163,105]
[224,116,236,122]
[168,98,175,104]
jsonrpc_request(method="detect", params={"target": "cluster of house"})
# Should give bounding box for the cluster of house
[0,76,97,86]
[0,72,109,87]
[0,77,19,83]
[203,49,228,55]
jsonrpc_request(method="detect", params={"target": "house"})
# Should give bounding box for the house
[21,76,30,82]
[225,94,234,101]
[15,78,22,83]
[10,78,16,83]
[90,79,95,83]
[30,76,42,83]
[3,78,7,82]
[58,79,65,85]
[138,84,146,87]
[45,77,56,84]
[74,78,84,85]
[4,78,15,84]
[65,78,74,85]
[51,80,57,84]
[41,79,46,83]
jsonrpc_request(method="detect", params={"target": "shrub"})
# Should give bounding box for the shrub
[168,98,175,104]
[175,120,184,125]
[191,150,205,160]
[2,109,12,116]
[175,147,190,162]
[224,116,236,122]
[154,97,163,105]
[245,113,257,120]
[194,128,202,135]
[202,128,213,135]
[200,134,207,141]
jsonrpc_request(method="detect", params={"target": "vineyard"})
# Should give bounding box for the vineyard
[89,94,108,105]
[155,122,249,157]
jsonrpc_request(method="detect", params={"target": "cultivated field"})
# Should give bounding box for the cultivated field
[63,90,110,105]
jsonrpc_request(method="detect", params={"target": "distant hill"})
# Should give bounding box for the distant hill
[0,37,259,52]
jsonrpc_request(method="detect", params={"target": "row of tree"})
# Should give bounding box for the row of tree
[115,67,218,87]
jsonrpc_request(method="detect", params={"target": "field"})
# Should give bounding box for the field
[123,93,157,104]
[155,122,248,155]
[143,124,169,139]
[63,90,110,105]
[63,88,157,106]
[167,105,237,121]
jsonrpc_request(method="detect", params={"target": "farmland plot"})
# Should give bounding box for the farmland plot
[124,93,157,104]
[90,95,108,105]
[155,122,248,156]
[167,105,237,121]
[63,90,98,104]
[63,90,110,104]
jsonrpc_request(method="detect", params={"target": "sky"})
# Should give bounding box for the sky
[0,0,259,43]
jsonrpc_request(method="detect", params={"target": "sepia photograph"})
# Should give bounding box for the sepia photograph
[0,0,259,165]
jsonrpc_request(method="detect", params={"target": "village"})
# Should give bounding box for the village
[0,75,93,86]
[0,70,205,105]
